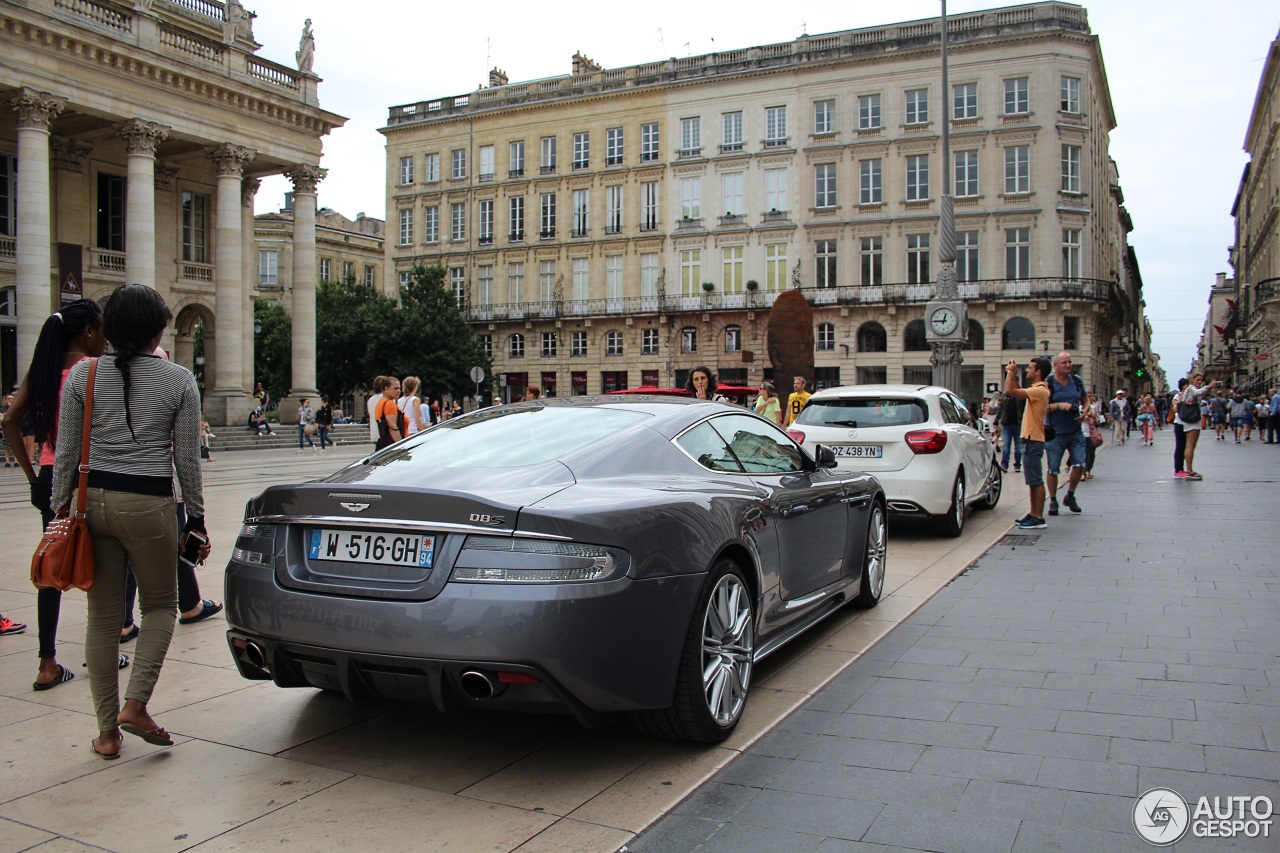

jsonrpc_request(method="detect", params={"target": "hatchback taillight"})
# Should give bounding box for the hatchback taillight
[905,428,948,454]
[786,429,805,443]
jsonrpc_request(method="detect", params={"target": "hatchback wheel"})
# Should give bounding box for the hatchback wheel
[854,503,887,608]
[933,471,965,537]
[973,457,1002,511]
[629,560,755,743]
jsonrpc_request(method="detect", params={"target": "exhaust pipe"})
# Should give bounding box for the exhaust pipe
[887,501,921,512]
[244,641,268,670]
[459,670,497,701]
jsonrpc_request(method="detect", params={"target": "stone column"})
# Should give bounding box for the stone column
[283,164,326,399]
[241,177,260,397]
[207,143,256,426]
[116,119,171,290]
[9,88,65,370]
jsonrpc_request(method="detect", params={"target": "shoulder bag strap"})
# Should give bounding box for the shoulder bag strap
[74,358,97,518]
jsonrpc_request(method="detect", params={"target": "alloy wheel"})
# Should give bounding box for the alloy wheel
[701,572,754,726]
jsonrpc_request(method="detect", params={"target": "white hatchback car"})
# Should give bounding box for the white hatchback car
[787,384,1001,536]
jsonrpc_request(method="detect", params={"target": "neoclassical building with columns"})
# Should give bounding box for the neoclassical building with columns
[0,0,344,425]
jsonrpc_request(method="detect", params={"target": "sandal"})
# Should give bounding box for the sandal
[120,623,139,644]
[119,653,130,669]
[33,664,75,692]
[91,735,122,760]
[178,600,224,625]
[120,722,173,746]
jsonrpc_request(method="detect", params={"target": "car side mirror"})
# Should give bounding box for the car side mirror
[813,443,837,469]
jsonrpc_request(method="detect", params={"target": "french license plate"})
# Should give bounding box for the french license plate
[308,528,434,568]
[833,444,883,459]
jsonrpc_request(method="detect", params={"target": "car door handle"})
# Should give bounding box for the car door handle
[843,494,872,507]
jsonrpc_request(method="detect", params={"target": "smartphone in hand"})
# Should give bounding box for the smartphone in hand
[180,530,208,568]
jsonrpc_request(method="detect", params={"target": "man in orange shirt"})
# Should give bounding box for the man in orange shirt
[1003,357,1051,529]
[374,377,403,450]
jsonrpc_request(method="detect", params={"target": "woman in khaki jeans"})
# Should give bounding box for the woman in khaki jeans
[52,285,211,759]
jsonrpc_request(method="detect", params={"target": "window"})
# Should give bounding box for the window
[954,150,979,197]
[907,234,930,284]
[398,270,410,289]
[424,205,439,243]
[258,249,277,286]
[480,334,492,359]
[0,154,15,235]
[606,330,623,356]
[1063,316,1079,350]
[904,320,929,351]
[1062,228,1081,280]
[860,159,882,204]
[398,208,413,245]
[320,257,332,281]
[723,246,744,294]
[181,191,209,263]
[681,327,697,353]
[399,156,414,185]
[478,264,493,307]
[605,185,622,233]
[641,253,659,299]
[509,334,525,358]
[572,132,589,170]
[765,167,787,212]
[571,330,588,356]
[1060,76,1080,113]
[860,237,883,286]
[364,265,375,288]
[606,127,623,165]
[722,111,743,152]
[342,261,354,282]
[572,256,589,302]
[641,181,659,230]
[540,192,556,238]
[816,240,837,288]
[479,145,495,180]
[641,122,659,161]
[450,202,466,240]
[540,136,557,172]
[766,244,787,292]
[572,188,589,236]
[425,152,440,182]
[725,325,742,353]
[605,255,622,300]
[817,323,835,351]
[539,260,555,302]
[906,154,929,201]
[956,231,979,282]
[1061,144,1081,193]
[857,322,887,352]
[723,172,743,216]
[478,199,493,244]
[813,99,835,134]
[1004,146,1030,194]
[1002,317,1036,350]
[451,149,466,179]
[450,267,466,308]
[680,176,701,220]
[509,196,524,241]
[680,249,701,296]
[508,261,524,303]
[509,140,525,177]
[642,328,659,354]
[814,163,837,208]
[541,332,557,358]
[1005,227,1030,279]
[1004,78,1029,115]
[905,88,928,124]
[858,94,881,129]
[953,83,978,120]
[97,173,125,251]
[680,117,701,155]
[965,319,984,351]
[764,106,787,146]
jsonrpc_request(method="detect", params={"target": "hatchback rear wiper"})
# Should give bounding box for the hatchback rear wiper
[825,420,860,427]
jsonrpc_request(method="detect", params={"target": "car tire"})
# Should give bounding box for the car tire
[629,560,754,744]
[853,502,887,608]
[972,457,1002,511]
[932,470,965,537]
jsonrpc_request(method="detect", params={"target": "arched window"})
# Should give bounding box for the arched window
[724,325,742,353]
[816,323,835,351]
[508,333,525,358]
[681,327,697,353]
[1002,317,1035,350]
[965,318,985,350]
[605,330,623,356]
[904,319,929,351]
[857,321,887,352]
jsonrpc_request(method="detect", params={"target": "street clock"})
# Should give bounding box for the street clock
[925,300,968,343]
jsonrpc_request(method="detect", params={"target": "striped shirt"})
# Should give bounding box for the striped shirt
[52,355,204,517]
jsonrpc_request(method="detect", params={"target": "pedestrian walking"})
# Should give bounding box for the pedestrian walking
[1210,390,1230,441]
[1044,352,1087,517]
[785,376,811,426]
[399,376,426,435]
[374,377,404,450]
[1177,372,1220,480]
[296,398,316,453]
[367,376,389,443]
[1003,357,1052,529]
[1108,390,1129,445]
[1137,394,1158,445]
[1268,388,1280,444]
[1228,390,1253,443]
[1083,392,1102,478]
[315,396,333,451]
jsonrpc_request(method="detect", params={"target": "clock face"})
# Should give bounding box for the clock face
[930,307,959,336]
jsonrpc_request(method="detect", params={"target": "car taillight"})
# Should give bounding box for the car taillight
[786,429,805,443]
[905,428,948,454]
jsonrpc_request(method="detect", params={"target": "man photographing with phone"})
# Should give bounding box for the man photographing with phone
[1004,357,1052,529]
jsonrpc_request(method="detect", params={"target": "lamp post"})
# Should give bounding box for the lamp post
[925,0,966,393]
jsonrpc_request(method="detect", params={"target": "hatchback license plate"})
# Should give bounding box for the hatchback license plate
[308,528,435,568]
[833,444,883,459]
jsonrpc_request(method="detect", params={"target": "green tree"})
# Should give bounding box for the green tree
[253,298,292,404]
[394,265,492,402]
[315,275,398,406]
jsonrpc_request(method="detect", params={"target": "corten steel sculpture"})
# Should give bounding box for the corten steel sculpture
[767,290,815,391]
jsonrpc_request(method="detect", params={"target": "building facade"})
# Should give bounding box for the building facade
[383,2,1149,404]
[0,0,344,424]
[254,203,386,304]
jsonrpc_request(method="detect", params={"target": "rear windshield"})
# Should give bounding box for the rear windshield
[367,405,649,469]
[794,397,928,429]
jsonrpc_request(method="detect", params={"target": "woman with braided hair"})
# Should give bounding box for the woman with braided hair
[51,284,210,759]
[2,299,117,690]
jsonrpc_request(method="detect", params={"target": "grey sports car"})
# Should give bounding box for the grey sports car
[225,396,886,743]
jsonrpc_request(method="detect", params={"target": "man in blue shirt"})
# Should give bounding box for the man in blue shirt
[1045,352,1088,516]
[1268,388,1280,444]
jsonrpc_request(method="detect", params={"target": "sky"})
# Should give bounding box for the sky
[247,1,1278,378]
